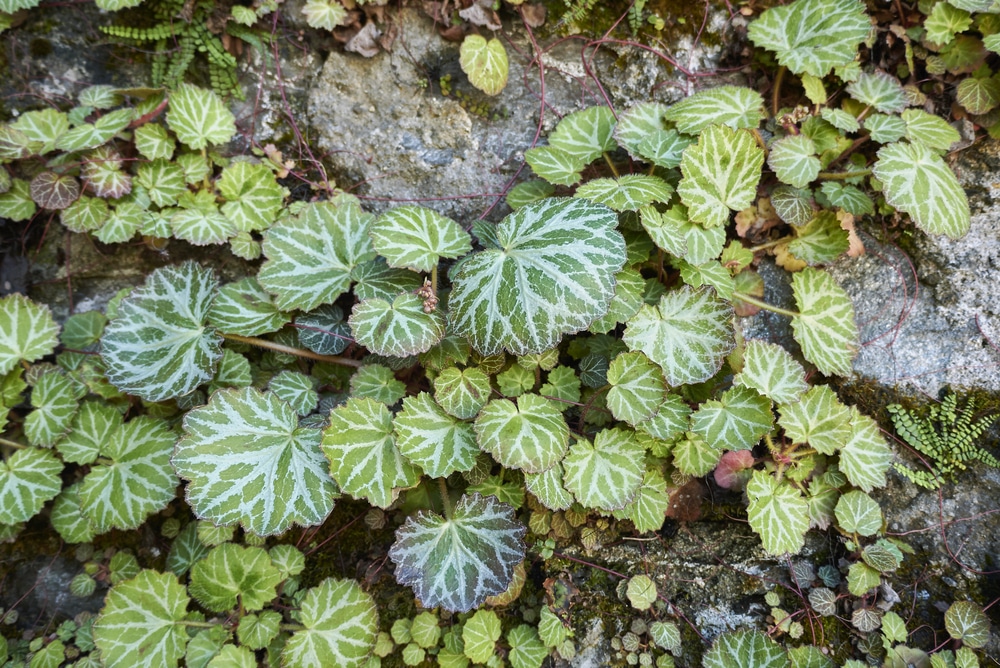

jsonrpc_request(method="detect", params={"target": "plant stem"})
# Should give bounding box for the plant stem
[816,169,871,180]
[731,292,801,319]
[438,477,453,520]
[182,620,220,629]
[772,66,787,116]
[603,152,620,178]
[431,265,438,295]
[0,437,26,450]
[747,237,792,253]
[222,333,362,368]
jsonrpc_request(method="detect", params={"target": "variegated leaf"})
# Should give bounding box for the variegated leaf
[690,385,773,451]
[735,340,808,404]
[475,394,569,474]
[563,427,645,511]
[574,175,674,212]
[349,294,446,357]
[283,578,378,668]
[664,86,766,135]
[606,351,668,425]
[0,294,59,375]
[790,267,858,376]
[0,446,63,524]
[207,277,290,337]
[371,206,472,273]
[777,384,851,454]
[677,125,765,227]
[839,408,891,492]
[394,392,479,478]
[746,470,810,555]
[548,106,617,163]
[218,162,286,233]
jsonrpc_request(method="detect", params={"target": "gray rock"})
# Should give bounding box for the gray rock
[0,556,104,628]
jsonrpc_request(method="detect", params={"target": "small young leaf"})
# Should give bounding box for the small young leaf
[790,267,858,376]
[434,367,491,419]
[389,492,526,612]
[956,76,1000,115]
[322,397,419,508]
[523,145,585,186]
[901,109,961,152]
[371,206,472,273]
[834,490,882,536]
[349,294,447,357]
[507,624,547,668]
[170,199,235,246]
[301,0,348,29]
[50,483,97,544]
[238,610,282,650]
[846,71,908,114]
[563,427,645,511]
[664,86,765,135]
[0,294,59,375]
[746,470,810,556]
[10,108,68,154]
[923,1,971,45]
[864,113,907,143]
[475,394,570,474]
[548,106,617,163]
[100,262,222,401]
[818,182,874,215]
[394,392,479,478]
[463,610,502,663]
[134,123,175,160]
[0,446,63,524]
[768,135,820,189]
[677,125,765,227]
[167,522,210,577]
[282,578,378,668]
[459,35,509,96]
[136,159,186,208]
[770,186,814,226]
[637,394,691,442]
[349,364,406,405]
[93,570,191,668]
[614,469,670,533]
[61,195,109,232]
[174,387,338,535]
[524,463,574,511]
[787,210,850,265]
[626,574,658,610]
[24,371,85,446]
[218,162,286,233]
[575,175,674,212]
[0,179,37,221]
[189,544,282,612]
[690,385,773,451]
[167,84,236,150]
[269,370,318,415]
[847,561,881,595]
[736,340,808,404]
[606,351,667,425]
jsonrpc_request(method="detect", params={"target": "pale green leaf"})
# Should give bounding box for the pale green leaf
[637,394,691,442]
[820,108,859,134]
[614,469,669,533]
[269,371,318,415]
[388,492,526,612]
[322,397,419,508]
[956,76,1000,115]
[136,159,186,208]
[548,106,617,163]
[787,210,850,265]
[677,125,765,227]
[834,490,882,536]
[0,446,63,524]
[563,427,645,511]
[10,109,68,154]
[167,84,236,150]
[606,351,667,425]
[282,578,378,668]
[166,522,209,577]
[174,387,338,535]
[93,570,191,668]
[189,544,282,612]
[506,180,555,209]
[0,294,59,375]
[79,417,177,532]
[394,392,479,478]
[635,129,694,169]
[0,179,37,221]
[589,267,645,334]
[691,385,773,451]
[350,294,446,357]
[208,645,256,668]
[777,384,851,454]
[847,561,881,595]
[171,205,235,246]
[349,363,405,405]
[523,146,585,186]
[838,408,891,492]
[524,463,573,511]
[459,35,508,96]
[746,470,810,555]
[622,286,734,386]
[434,366,491,419]
[864,113,907,143]
[475,394,569,473]
[677,259,736,299]
[818,182,874,215]
[575,175,674,212]
[664,86,765,135]
[100,262,221,402]
[704,629,789,668]
[463,610,502,663]
[507,625,547,668]
[301,0,348,29]
[924,1,971,45]
[800,74,828,105]
[24,371,84,446]
[768,135,820,188]
[872,141,970,239]
[747,0,871,77]
[218,162,286,233]
[50,482,96,544]
[614,102,668,158]
[790,267,858,376]
[371,206,472,273]
[846,71,907,114]
[61,195,109,232]
[134,123,175,160]
[95,201,143,244]
[901,109,961,152]
[626,574,658,610]
[259,201,376,311]
[639,204,726,263]
[238,611,282,650]
[449,197,625,355]
[207,277,290,337]
[944,601,990,648]
[736,340,808,404]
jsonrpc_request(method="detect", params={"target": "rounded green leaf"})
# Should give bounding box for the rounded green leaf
[259,201,376,312]
[606,351,668,425]
[524,463,573,511]
[24,371,85,446]
[901,109,961,152]
[623,286,734,386]
[349,294,446,357]
[0,294,59,375]
[834,490,882,536]
[79,416,178,532]
[449,197,626,355]
[575,175,674,212]
[388,492,526,612]
[677,125,765,228]
[50,482,97,544]
[433,367,491,419]
[507,624,547,668]
[777,384,851,455]
[207,277,291,337]
[322,397,420,508]
[872,141,970,239]
[349,363,406,405]
[563,427,645,511]
[463,610,502,664]
[0,446,63,524]
[475,394,570,474]
[614,102,668,158]
[269,370,318,416]
[100,262,222,402]
[174,387,338,535]
[94,570,191,668]
[736,340,808,404]
[394,392,479,478]
[459,35,509,96]
[839,408,891,492]
[167,84,236,150]
[238,610,282,650]
[61,195,109,232]
[746,470,810,556]
[846,71,907,114]
[282,578,378,668]
[747,0,871,77]
[768,135,820,189]
[690,385,773,451]
[703,629,789,668]
[549,106,617,163]
[523,145,585,186]
[790,267,858,376]
[626,574,657,610]
[218,162,286,233]
[189,544,282,612]
[664,86,765,135]
[944,601,990,648]
[371,206,472,273]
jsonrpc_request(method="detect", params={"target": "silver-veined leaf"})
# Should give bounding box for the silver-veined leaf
[777,384,851,454]
[872,141,970,239]
[818,182,874,215]
[506,180,555,209]
[167,84,236,150]
[371,206,472,273]
[475,394,569,474]
[189,544,282,612]
[95,202,143,244]
[351,257,424,302]
[635,129,694,169]
[269,371,318,416]
[677,259,735,299]
[639,204,726,264]
[736,340,808,404]
[589,267,645,334]
[703,629,789,668]
[574,175,674,212]
[61,195,109,232]
[901,109,961,152]
[0,179,37,221]
[834,490,882,536]
[349,364,405,405]
[637,394,692,443]
[770,186,814,226]
[463,610,501,663]
[449,197,626,355]
[864,113,907,143]
[613,469,669,533]
[218,162,286,233]
[944,601,991,649]
[134,123,175,160]
[524,464,573,511]
[388,492,526,613]
[100,262,221,402]
[507,625,547,668]
[282,578,378,668]
[846,71,907,114]
[50,482,97,544]
[746,0,871,77]
[690,385,773,451]
[677,125,765,227]
[433,366,491,419]
[174,388,338,535]
[295,305,351,356]
[57,399,122,465]
[548,106,617,163]
[93,570,191,668]
[207,277,290,337]
[24,371,85,446]
[664,86,765,135]
[614,102,668,158]
[523,146,585,186]
[787,210,850,265]
[136,159,186,208]
[606,351,667,425]
[170,203,234,246]
[394,392,479,478]
[768,135,820,189]
[10,108,67,154]
[349,294,446,357]
[563,427,645,511]
[259,201,376,312]
[0,446,63,524]
[622,286,734,386]
[746,470,810,556]
[838,408,891,492]
[79,416,178,532]
[790,267,858,376]
[0,294,59,375]
[322,397,419,508]
[459,35,508,96]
